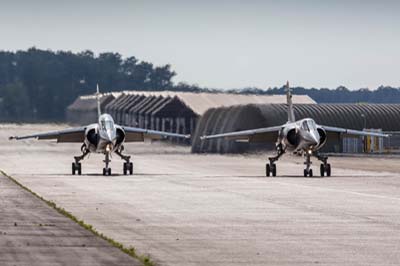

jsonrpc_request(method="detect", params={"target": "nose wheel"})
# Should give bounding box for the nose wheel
[304,168,313,177]
[103,152,112,176]
[103,167,112,176]
[304,151,314,177]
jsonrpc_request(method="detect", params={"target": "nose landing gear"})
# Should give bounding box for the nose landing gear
[103,167,111,176]
[303,151,313,177]
[303,152,331,177]
[103,151,112,176]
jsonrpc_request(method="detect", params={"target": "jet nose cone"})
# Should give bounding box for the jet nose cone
[105,131,114,142]
[310,132,320,146]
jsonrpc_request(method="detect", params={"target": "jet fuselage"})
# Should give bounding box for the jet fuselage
[279,118,326,154]
[84,114,125,154]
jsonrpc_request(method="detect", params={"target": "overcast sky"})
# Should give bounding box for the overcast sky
[0,0,399,89]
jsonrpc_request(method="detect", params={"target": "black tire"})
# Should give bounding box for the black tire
[72,163,76,175]
[108,168,112,176]
[326,164,331,177]
[129,162,133,175]
[272,164,277,177]
[309,169,313,177]
[304,169,308,177]
[78,163,82,175]
[103,168,106,176]
[320,164,325,177]
[123,163,127,175]
[266,164,271,177]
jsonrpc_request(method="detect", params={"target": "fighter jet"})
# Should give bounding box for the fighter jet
[201,82,388,177]
[9,85,190,176]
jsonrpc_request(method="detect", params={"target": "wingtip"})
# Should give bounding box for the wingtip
[9,136,16,140]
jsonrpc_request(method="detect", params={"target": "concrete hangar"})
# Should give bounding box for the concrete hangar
[67,91,400,153]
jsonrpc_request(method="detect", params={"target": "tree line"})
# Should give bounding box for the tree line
[0,48,175,121]
[1,48,400,122]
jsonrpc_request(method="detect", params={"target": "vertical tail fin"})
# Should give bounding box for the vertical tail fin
[96,84,101,119]
[286,81,295,122]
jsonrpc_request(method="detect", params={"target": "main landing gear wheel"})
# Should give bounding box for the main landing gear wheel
[72,162,82,175]
[320,163,331,177]
[316,154,331,177]
[326,164,331,176]
[266,143,285,177]
[116,146,133,176]
[103,168,111,176]
[123,162,133,175]
[72,145,89,176]
[304,168,313,177]
[266,163,277,177]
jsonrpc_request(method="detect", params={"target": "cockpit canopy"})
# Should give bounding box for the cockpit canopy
[99,114,115,131]
[301,119,317,132]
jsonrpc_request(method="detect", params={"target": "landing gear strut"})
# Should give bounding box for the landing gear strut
[72,144,89,175]
[266,143,285,177]
[317,153,331,177]
[303,151,313,177]
[303,152,331,177]
[103,151,112,176]
[115,146,133,175]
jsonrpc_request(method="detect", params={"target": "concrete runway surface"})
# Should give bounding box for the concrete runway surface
[1,124,400,266]
[0,173,141,266]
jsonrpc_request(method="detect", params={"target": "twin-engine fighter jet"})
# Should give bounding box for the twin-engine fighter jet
[201,82,388,177]
[10,85,190,176]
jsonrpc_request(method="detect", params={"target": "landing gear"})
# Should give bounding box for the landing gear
[103,167,111,176]
[303,151,313,177]
[116,146,133,175]
[103,151,112,176]
[304,168,313,177]
[266,163,277,177]
[317,154,331,177]
[123,162,133,175]
[303,152,331,177]
[72,145,89,175]
[72,162,81,175]
[266,143,285,177]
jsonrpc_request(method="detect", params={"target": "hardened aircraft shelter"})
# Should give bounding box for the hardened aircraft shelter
[67,91,315,138]
[67,91,400,153]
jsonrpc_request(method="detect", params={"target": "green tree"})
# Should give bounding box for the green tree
[0,82,30,121]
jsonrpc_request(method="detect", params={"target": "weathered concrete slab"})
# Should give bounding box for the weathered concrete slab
[2,124,400,266]
[0,172,141,266]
